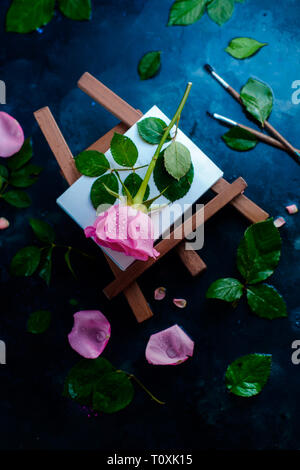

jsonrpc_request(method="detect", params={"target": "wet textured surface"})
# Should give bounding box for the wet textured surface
[0,0,300,450]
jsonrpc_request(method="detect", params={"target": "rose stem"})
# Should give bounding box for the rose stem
[133,82,193,205]
[126,373,166,405]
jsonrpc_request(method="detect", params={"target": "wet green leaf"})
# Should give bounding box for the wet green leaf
[137,117,171,144]
[207,0,234,25]
[237,219,281,284]
[222,127,258,151]
[246,284,287,319]
[138,51,161,80]
[58,0,91,20]
[240,78,273,125]
[0,165,9,181]
[122,173,150,200]
[6,0,55,33]
[10,163,42,188]
[29,218,55,244]
[39,246,53,285]
[90,173,119,209]
[168,0,207,26]
[225,37,267,59]
[10,246,41,277]
[75,150,110,177]
[92,371,134,414]
[154,151,194,202]
[206,278,244,302]
[6,138,33,170]
[2,190,31,208]
[110,133,138,167]
[27,310,51,334]
[225,353,272,397]
[64,247,77,279]
[164,141,191,180]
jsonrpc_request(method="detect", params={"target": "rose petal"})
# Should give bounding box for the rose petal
[0,112,24,158]
[274,216,286,228]
[154,287,166,300]
[68,310,111,359]
[0,217,9,230]
[173,298,187,309]
[145,324,194,365]
[285,204,298,215]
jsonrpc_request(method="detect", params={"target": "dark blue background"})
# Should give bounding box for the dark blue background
[0,0,299,451]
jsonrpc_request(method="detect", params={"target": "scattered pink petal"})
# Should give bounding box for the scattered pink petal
[274,216,286,228]
[0,112,24,158]
[285,204,298,215]
[68,310,111,359]
[0,217,9,230]
[145,324,194,365]
[173,298,187,309]
[154,287,166,300]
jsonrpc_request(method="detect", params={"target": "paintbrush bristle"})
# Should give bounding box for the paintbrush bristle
[204,64,214,74]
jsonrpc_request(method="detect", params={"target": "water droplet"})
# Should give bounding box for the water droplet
[166,347,177,358]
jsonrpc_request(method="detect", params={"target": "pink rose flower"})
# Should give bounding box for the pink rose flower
[85,204,159,261]
[68,310,111,359]
[0,112,24,158]
[145,324,194,365]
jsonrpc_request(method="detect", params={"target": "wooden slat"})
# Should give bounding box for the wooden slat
[103,177,247,299]
[78,72,142,127]
[176,242,207,276]
[211,177,269,223]
[34,107,81,185]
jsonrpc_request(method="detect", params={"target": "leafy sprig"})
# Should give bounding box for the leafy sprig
[6,0,92,34]
[168,0,245,27]
[64,357,165,414]
[206,219,287,319]
[0,138,41,208]
[10,218,91,285]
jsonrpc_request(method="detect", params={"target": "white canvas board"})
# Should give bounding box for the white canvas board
[57,105,223,270]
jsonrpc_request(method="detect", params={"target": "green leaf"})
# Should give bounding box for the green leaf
[10,246,41,277]
[246,284,287,319]
[9,163,42,188]
[110,133,138,167]
[63,357,115,405]
[207,0,234,26]
[225,37,267,59]
[90,173,119,209]
[137,117,171,144]
[240,78,273,125]
[0,165,9,181]
[222,127,258,151]
[164,141,191,180]
[75,150,110,177]
[237,219,281,284]
[0,176,3,191]
[39,246,53,286]
[92,371,134,414]
[58,0,92,20]
[168,0,207,26]
[64,247,77,279]
[225,353,272,397]
[6,138,33,171]
[122,173,150,201]
[206,278,244,303]
[27,310,51,334]
[138,51,161,80]
[154,151,194,202]
[2,190,31,208]
[29,218,55,243]
[6,0,55,33]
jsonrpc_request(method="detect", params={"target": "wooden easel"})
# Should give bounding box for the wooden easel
[34,73,269,323]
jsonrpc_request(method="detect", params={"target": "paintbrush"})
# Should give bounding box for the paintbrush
[204,64,300,164]
[207,111,300,153]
